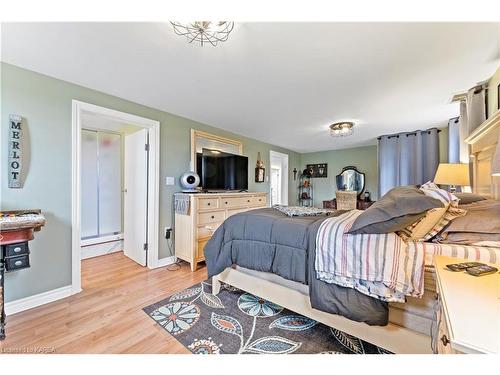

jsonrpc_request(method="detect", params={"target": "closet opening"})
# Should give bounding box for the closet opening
[71,101,160,294]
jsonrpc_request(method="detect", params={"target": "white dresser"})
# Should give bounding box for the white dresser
[434,256,499,354]
[174,192,268,271]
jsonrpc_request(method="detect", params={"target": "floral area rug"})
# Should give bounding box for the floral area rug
[143,281,391,354]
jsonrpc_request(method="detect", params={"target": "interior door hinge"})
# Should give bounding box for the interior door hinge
[145,143,150,151]
[143,243,148,251]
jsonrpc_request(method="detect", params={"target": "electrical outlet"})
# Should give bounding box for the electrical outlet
[166,176,175,186]
[164,227,172,239]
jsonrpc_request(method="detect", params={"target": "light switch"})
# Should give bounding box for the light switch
[166,176,175,186]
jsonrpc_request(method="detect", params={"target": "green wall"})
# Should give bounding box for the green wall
[1,63,300,302]
[299,145,379,207]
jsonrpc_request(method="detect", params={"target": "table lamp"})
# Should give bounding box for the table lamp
[434,163,470,193]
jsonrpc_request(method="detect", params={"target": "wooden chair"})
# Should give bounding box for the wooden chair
[335,190,357,210]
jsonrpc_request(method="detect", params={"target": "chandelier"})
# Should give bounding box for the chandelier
[329,122,354,137]
[170,21,234,46]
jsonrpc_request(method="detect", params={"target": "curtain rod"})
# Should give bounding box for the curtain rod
[377,128,441,140]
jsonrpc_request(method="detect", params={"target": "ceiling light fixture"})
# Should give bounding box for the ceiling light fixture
[170,21,234,46]
[329,122,354,137]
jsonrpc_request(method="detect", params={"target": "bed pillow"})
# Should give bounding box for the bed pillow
[410,182,466,241]
[348,185,443,234]
[454,193,486,205]
[437,231,500,246]
[440,199,500,234]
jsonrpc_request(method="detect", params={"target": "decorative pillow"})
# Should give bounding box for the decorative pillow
[348,185,443,235]
[397,207,448,241]
[273,205,329,217]
[454,193,486,205]
[420,205,467,240]
[398,181,466,241]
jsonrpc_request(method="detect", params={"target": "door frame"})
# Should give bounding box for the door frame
[269,150,289,205]
[71,100,160,294]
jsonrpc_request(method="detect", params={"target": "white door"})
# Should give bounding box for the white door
[124,128,148,266]
[271,167,281,205]
[270,151,289,205]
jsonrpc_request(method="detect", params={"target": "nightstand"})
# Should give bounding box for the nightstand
[433,256,499,354]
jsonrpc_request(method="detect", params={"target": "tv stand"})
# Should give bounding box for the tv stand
[174,191,268,271]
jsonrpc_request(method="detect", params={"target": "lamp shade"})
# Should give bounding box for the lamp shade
[434,163,470,186]
[492,137,500,176]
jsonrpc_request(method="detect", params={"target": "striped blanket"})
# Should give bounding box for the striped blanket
[315,210,425,303]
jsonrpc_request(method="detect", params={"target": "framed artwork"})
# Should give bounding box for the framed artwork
[306,163,328,178]
[255,167,265,183]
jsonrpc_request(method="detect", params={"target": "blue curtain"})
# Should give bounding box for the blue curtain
[378,128,440,197]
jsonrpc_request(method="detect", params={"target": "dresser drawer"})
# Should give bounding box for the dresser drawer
[198,211,225,225]
[198,198,219,210]
[197,222,223,239]
[220,197,249,208]
[3,242,30,257]
[5,254,30,272]
[250,196,267,206]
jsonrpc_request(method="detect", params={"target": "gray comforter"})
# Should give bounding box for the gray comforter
[204,208,388,326]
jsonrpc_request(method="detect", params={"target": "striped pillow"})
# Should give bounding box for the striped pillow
[421,205,466,240]
[398,182,466,241]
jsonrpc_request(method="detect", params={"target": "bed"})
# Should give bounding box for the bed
[206,110,500,354]
[205,207,499,353]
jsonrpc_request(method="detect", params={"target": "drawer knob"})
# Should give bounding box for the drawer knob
[14,247,22,253]
[211,215,215,219]
[207,202,211,206]
[14,260,23,266]
[440,335,449,346]
[225,201,228,204]
[247,200,250,202]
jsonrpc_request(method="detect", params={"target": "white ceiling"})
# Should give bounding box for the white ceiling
[2,22,499,153]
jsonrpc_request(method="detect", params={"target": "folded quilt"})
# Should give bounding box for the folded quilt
[315,210,425,302]
[272,205,331,217]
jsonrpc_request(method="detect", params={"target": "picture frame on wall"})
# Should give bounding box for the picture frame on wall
[255,167,265,183]
[306,163,328,178]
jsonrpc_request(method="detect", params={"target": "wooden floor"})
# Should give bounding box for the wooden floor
[0,252,207,353]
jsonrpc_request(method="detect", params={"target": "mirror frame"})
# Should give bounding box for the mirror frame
[335,166,366,197]
[190,129,243,173]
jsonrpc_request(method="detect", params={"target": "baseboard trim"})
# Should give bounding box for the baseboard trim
[156,256,176,268]
[5,285,75,316]
[81,239,122,260]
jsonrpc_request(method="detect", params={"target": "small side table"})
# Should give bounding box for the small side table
[433,256,499,354]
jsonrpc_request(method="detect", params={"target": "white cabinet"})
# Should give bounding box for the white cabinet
[174,192,268,271]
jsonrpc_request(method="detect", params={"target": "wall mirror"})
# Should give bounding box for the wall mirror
[191,129,243,174]
[335,166,365,197]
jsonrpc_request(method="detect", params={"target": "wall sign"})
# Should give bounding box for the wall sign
[8,114,23,188]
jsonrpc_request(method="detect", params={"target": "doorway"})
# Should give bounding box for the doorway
[269,150,289,205]
[71,101,160,294]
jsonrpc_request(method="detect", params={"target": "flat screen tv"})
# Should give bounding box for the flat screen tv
[199,148,248,191]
